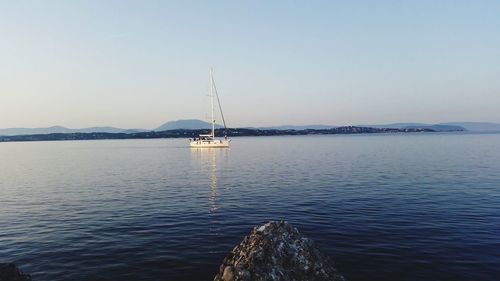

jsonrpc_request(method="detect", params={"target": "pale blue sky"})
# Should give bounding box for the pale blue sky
[1,0,499,129]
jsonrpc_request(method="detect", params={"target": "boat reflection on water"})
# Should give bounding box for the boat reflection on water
[190,147,229,213]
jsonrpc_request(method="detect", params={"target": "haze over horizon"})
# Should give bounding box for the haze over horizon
[1,1,499,129]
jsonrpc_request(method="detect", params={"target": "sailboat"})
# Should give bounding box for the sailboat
[189,69,230,148]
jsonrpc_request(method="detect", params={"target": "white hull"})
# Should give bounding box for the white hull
[190,139,230,148]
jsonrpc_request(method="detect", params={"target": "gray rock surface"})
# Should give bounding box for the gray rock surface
[214,221,346,281]
[0,263,31,281]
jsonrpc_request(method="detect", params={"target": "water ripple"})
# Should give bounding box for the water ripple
[1,134,500,281]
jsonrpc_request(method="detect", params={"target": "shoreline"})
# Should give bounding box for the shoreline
[0,126,463,143]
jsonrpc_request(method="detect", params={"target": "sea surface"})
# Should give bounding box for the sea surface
[1,133,499,281]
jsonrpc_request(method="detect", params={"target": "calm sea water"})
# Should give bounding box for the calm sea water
[1,133,499,281]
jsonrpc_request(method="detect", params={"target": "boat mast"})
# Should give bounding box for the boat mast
[211,72,228,137]
[210,68,215,139]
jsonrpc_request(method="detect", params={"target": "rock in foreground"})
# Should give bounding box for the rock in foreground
[0,263,31,281]
[214,221,345,281]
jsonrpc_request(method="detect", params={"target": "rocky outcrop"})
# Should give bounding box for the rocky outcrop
[0,263,31,281]
[214,221,345,281]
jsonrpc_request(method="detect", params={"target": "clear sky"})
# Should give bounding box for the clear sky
[1,0,499,129]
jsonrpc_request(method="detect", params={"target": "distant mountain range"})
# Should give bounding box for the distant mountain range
[253,125,336,130]
[0,126,136,136]
[0,120,499,136]
[439,122,500,132]
[362,122,500,132]
[361,123,464,132]
[155,119,223,131]
[0,120,221,136]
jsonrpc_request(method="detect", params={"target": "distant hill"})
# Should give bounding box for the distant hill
[155,119,223,131]
[0,126,72,136]
[362,122,500,132]
[72,127,134,134]
[362,123,432,129]
[0,126,135,136]
[439,122,500,132]
[1,120,498,136]
[404,124,465,131]
[257,125,337,130]
[121,129,150,134]
[363,123,464,132]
